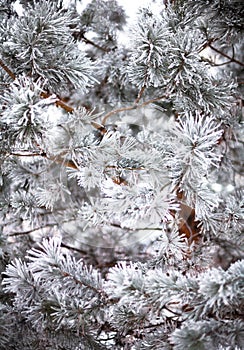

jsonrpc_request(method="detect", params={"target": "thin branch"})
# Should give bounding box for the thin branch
[10,151,45,157]
[102,105,138,124]
[10,219,91,239]
[61,242,88,256]
[0,59,106,133]
[198,37,218,53]
[109,222,163,231]
[9,223,56,236]
[9,151,79,170]
[164,305,182,317]
[81,34,112,53]
[134,85,146,104]
[46,154,78,169]
[101,93,169,125]
[143,321,167,330]
[209,44,244,67]
[40,92,74,113]
[211,60,234,67]
[0,58,16,79]
[201,56,235,67]
[105,164,145,171]
[61,269,105,296]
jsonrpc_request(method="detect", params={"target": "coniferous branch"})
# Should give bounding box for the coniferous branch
[0,57,77,115]
[0,55,108,139]
[0,1,243,348]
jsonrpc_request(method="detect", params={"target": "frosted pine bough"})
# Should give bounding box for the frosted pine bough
[0,0,243,349]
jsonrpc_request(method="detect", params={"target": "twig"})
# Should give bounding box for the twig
[101,93,169,125]
[46,154,78,169]
[81,34,112,53]
[0,58,106,132]
[109,222,163,231]
[164,305,182,317]
[9,151,79,170]
[209,44,244,67]
[201,56,235,67]
[135,85,146,104]
[61,269,105,296]
[0,57,76,112]
[61,242,88,256]
[9,223,56,236]
[10,151,45,157]
[0,58,16,79]
[40,92,74,113]
[198,37,218,53]
[102,105,137,125]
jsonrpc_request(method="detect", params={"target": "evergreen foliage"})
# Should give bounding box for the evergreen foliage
[0,0,243,349]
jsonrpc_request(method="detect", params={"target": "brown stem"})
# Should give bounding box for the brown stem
[201,56,236,67]
[102,93,169,124]
[81,34,112,53]
[164,305,182,317]
[9,223,56,236]
[134,85,146,104]
[0,58,16,79]
[10,151,45,157]
[40,92,74,113]
[61,269,105,296]
[0,59,104,131]
[61,242,88,256]
[46,154,78,169]
[209,44,244,67]
[198,37,219,53]
[9,151,79,170]
[109,222,163,231]
[102,105,137,124]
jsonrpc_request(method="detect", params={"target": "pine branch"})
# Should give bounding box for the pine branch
[1,2,243,347]
[61,269,105,296]
[110,222,163,231]
[200,56,238,67]
[0,57,75,111]
[0,58,108,135]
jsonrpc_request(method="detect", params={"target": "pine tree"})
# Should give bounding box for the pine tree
[0,0,243,349]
